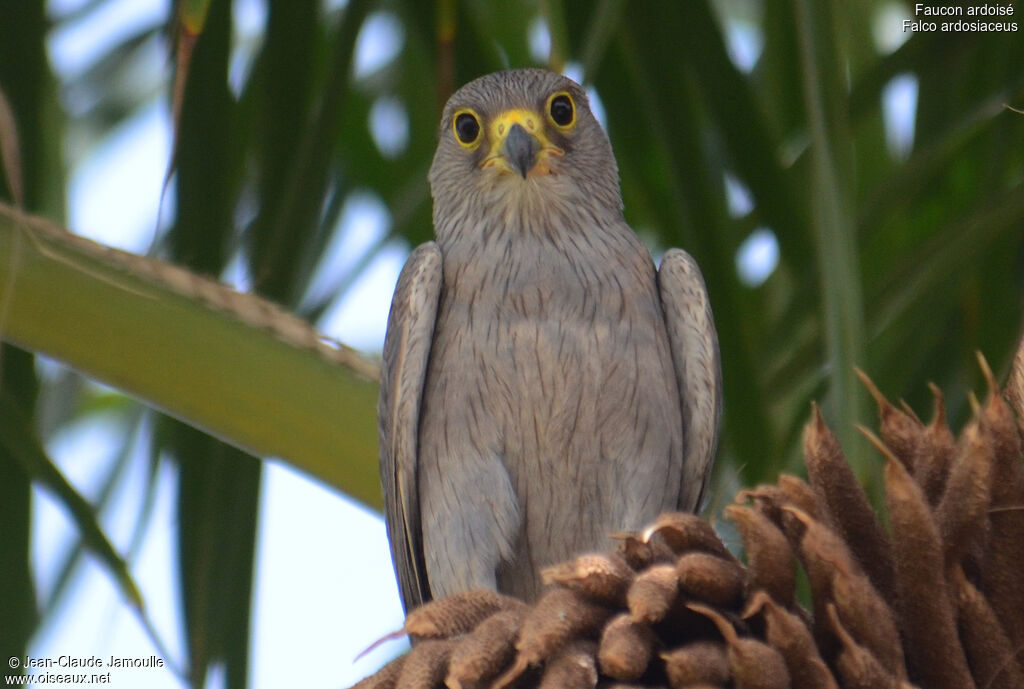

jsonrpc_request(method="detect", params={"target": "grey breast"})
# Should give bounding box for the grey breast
[417,216,684,601]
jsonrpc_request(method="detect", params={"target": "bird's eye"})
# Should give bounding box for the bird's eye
[548,92,575,128]
[453,110,482,147]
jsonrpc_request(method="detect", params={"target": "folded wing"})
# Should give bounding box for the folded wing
[657,248,722,512]
[378,242,443,612]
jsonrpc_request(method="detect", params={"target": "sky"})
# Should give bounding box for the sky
[28,1,915,687]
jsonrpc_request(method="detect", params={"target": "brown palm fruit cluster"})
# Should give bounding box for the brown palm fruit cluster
[353,350,1024,689]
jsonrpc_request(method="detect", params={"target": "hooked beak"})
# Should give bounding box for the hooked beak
[482,108,563,178]
[503,124,539,179]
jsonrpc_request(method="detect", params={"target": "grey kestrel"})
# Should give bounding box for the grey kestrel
[379,68,721,611]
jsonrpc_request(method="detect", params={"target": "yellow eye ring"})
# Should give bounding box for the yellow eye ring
[546,91,576,130]
[453,109,483,149]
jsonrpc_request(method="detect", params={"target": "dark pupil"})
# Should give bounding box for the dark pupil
[455,113,480,143]
[550,95,573,126]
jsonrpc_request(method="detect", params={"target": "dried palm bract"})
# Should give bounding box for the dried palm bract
[857,368,924,474]
[783,507,859,619]
[675,551,746,610]
[615,533,676,571]
[950,565,1024,689]
[745,475,830,531]
[536,641,598,689]
[640,512,735,562]
[395,639,457,689]
[804,401,895,603]
[366,589,523,653]
[879,435,976,689]
[979,352,1022,461]
[828,563,905,680]
[689,603,790,689]
[659,641,729,688]
[934,415,992,567]
[541,553,635,606]
[913,384,956,505]
[1007,337,1024,436]
[493,588,610,688]
[626,564,680,624]
[726,504,796,609]
[597,614,657,682]
[744,592,837,689]
[978,357,1024,648]
[444,609,524,689]
[826,604,903,689]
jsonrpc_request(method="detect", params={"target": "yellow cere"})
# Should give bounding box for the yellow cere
[488,108,543,142]
[483,108,564,176]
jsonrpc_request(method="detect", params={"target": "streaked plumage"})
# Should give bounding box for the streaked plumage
[379,69,721,611]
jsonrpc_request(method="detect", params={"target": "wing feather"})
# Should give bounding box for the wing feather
[657,248,722,512]
[378,242,443,612]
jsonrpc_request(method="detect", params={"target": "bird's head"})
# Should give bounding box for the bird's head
[429,69,623,243]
